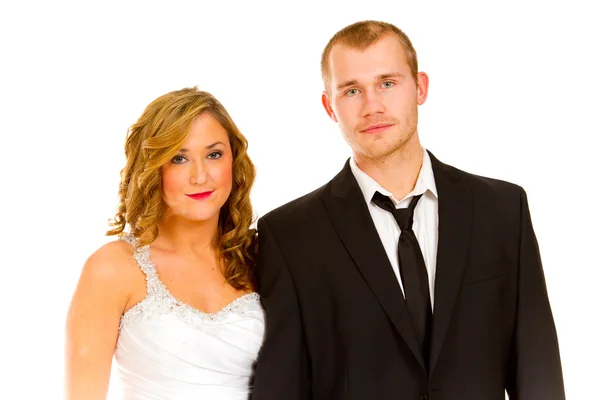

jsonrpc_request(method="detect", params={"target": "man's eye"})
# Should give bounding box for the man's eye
[345,88,360,97]
[382,81,395,88]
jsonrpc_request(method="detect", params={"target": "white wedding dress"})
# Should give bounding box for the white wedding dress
[114,235,265,399]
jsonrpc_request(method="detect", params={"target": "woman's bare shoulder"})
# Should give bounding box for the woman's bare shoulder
[80,238,141,290]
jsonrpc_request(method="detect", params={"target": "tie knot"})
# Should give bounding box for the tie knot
[372,191,423,230]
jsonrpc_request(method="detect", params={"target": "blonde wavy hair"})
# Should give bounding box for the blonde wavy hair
[107,87,257,290]
[321,20,419,93]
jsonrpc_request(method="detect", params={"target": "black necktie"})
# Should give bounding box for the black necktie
[372,191,432,363]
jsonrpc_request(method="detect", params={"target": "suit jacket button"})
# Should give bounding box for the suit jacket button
[420,395,429,400]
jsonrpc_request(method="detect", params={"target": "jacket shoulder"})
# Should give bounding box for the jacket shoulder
[441,160,526,200]
[260,182,330,228]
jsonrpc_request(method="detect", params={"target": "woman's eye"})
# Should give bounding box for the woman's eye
[171,155,187,164]
[207,151,222,160]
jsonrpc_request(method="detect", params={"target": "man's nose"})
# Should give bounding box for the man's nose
[361,90,385,117]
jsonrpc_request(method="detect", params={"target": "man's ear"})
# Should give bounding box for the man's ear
[416,72,429,105]
[321,91,338,122]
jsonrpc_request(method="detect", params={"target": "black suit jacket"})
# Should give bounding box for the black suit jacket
[252,153,564,400]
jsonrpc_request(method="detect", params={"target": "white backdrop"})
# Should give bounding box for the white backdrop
[1,1,598,398]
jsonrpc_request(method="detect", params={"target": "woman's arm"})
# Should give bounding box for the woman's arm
[65,242,133,400]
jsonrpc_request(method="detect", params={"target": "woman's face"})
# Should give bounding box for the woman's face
[161,112,233,224]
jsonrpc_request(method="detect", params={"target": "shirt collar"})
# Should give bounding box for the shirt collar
[349,149,438,207]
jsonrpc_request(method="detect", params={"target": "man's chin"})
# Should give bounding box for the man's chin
[355,146,399,161]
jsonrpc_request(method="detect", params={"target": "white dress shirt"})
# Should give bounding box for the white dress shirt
[349,150,439,307]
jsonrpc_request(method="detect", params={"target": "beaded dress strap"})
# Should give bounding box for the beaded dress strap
[119,234,163,296]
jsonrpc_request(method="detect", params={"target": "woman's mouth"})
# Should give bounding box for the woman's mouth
[185,191,214,200]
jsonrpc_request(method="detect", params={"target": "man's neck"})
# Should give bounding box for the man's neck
[355,143,424,200]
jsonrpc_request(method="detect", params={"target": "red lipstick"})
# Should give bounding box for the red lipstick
[186,191,214,200]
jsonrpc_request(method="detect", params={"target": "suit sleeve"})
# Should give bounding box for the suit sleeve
[251,217,311,400]
[505,188,565,399]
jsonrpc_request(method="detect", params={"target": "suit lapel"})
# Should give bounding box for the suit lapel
[428,152,473,372]
[322,160,426,371]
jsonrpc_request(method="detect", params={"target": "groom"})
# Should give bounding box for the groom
[252,20,564,399]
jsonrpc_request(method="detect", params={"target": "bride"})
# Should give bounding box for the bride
[65,87,264,399]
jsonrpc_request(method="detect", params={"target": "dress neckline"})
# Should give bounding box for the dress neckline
[119,234,260,326]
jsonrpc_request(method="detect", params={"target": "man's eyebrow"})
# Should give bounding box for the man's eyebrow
[377,72,404,80]
[336,79,358,90]
[335,72,405,91]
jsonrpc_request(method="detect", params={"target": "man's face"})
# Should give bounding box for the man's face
[323,34,428,162]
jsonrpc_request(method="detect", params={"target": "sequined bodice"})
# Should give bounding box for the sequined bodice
[114,235,265,400]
